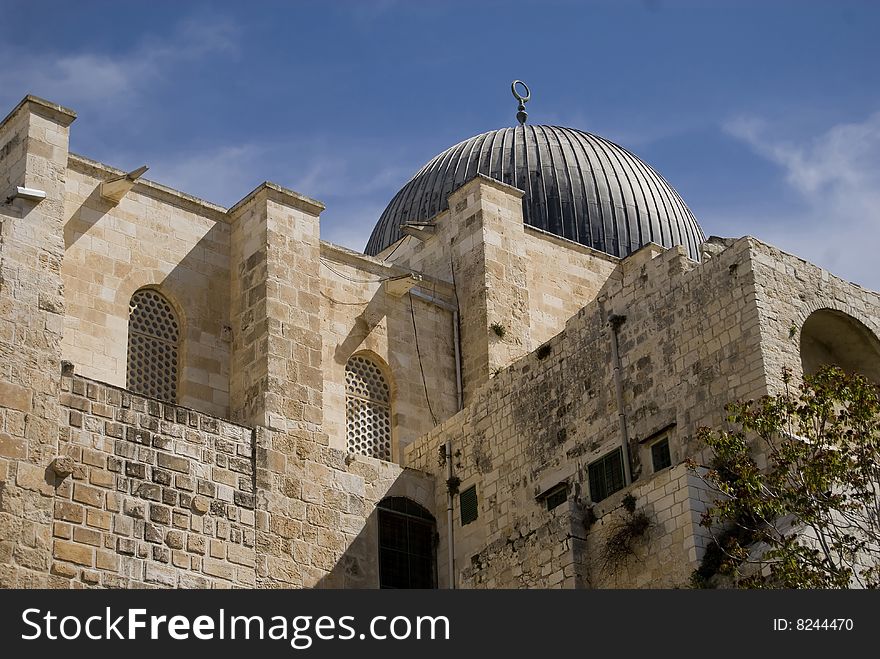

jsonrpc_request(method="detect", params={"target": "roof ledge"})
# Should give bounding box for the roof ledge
[1,95,76,132]
[228,181,325,218]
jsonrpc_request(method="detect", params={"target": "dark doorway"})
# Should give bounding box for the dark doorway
[377,497,437,589]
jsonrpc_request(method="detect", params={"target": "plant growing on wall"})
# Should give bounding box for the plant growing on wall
[602,495,651,566]
[690,365,880,588]
[489,322,506,338]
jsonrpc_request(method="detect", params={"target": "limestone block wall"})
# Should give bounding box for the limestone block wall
[319,243,458,460]
[253,429,434,589]
[38,372,434,589]
[55,374,256,588]
[521,226,618,347]
[405,238,772,588]
[577,464,715,588]
[227,183,325,432]
[381,176,532,404]
[743,239,880,394]
[0,99,30,202]
[456,464,715,589]
[61,155,231,417]
[381,175,619,405]
[0,97,75,587]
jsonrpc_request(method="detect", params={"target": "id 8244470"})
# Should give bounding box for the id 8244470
[773,618,854,631]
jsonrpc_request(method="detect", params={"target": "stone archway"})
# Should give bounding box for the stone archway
[800,308,880,383]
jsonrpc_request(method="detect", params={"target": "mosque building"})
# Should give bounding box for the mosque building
[1,83,878,588]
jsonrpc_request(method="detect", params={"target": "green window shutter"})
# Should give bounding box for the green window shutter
[460,485,478,525]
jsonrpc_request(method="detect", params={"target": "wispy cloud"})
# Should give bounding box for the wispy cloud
[0,16,238,112]
[721,111,880,289]
[139,137,417,253]
[148,144,267,205]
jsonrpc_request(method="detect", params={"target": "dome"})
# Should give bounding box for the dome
[365,125,705,260]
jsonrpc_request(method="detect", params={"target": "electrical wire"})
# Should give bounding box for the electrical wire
[410,294,438,426]
[319,258,410,285]
[383,234,411,262]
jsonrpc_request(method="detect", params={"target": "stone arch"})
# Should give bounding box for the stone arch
[126,287,182,402]
[376,496,437,589]
[345,352,394,461]
[800,308,880,383]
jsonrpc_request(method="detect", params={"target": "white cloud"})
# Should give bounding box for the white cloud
[138,138,415,254]
[0,16,238,112]
[148,144,267,206]
[721,112,880,289]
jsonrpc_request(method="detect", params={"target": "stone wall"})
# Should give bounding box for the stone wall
[30,372,434,589]
[319,243,458,459]
[55,374,256,588]
[405,238,772,588]
[0,97,75,587]
[382,175,618,406]
[745,240,880,394]
[521,226,618,347]
[456,464,715,589]
[61,155,232,416]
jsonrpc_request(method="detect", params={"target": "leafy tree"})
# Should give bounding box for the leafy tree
[689,365,880,588]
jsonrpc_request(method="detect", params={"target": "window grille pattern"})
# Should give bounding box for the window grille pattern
[127,289,179,403]
[345,355,391,461]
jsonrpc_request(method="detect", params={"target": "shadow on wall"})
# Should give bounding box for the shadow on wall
[313,487,438,590]
[64,184,114,249]
[313,506,382,589]
[800,308,880,383]
[332,287,390,366]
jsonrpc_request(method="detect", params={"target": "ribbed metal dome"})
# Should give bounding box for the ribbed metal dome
[365,125,704,260]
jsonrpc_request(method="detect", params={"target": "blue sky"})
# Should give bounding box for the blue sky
[3,0,880,287]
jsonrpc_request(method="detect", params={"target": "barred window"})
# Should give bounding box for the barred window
[126,288,180,403]
[377,497,437,589]
[345,355,391,461]
[588,447,625,503]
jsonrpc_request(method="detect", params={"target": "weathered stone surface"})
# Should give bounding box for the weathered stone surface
[50,455,75,477]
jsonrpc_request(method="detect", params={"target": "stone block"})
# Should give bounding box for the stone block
[54,501,84,524]
[1,381,33,412]
[0,432,26,459]
[54,541,93,566]
[157,451,189,474]
[227,543,255,567]
[86,509,112,531]
[16,463,52,495]
[145,562,177,587]
[73,483,104,507]
[202,557,235,581]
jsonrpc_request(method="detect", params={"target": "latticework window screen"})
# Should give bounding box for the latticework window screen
[127,289,180,403]
[345,355,391,461]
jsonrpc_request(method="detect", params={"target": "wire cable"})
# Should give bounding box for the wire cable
[410,294,438,426]
[319,258,410,284]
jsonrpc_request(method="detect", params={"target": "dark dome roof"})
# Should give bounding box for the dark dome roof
[365,125,705,260]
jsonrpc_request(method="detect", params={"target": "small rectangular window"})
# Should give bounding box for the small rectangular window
[588,448,625,503]
[460,485,478,525]
[545,484,567,511]
[651,437,672,472]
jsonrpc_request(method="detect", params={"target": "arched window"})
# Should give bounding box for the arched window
[800,309,880,383]
[345,355,391,461]
[127,288,180,402]
[377,497,437,589]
